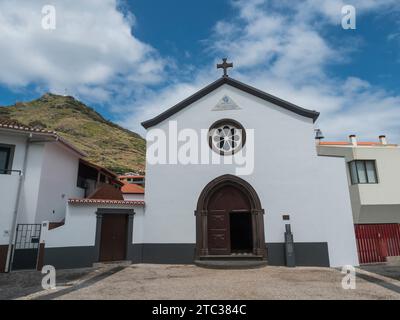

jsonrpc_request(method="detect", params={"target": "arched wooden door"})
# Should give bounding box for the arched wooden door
[207,185,251,255]
[195,175,266,259]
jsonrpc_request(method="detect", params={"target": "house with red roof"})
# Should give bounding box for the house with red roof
[0,119,143,272]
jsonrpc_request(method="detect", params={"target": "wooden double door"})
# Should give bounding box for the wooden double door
[207,185,253,255]
[99,214,128,262]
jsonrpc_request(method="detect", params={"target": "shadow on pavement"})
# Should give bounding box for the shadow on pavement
[0,268,95,300]
[34,266,126,300]
[360,264,400,281]
[358,264,400,295]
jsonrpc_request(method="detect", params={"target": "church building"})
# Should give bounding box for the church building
[140,60,359,267]
[3,60,359,271]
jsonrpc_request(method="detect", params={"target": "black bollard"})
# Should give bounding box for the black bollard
[285,224,296,267]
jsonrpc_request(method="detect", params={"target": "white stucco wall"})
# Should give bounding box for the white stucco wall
[143,84,358,267]
[355,147,400,206]
[44,203,144,248]
[0,133,29,245]
[18,142,46,224]
[0,174,19,245]
[314,156,359,267]
[318,144,400,223]
[35,142,84,223]
[122,193,145,201]
[133,205,145,244]
[44,205,96,248]
[0,131,85,231]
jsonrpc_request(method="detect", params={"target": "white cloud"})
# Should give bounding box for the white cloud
[119,70,216,134]
[0,0,165,102]
[123,0,400,143]
[387,33,400,41]
[1,0,399,143]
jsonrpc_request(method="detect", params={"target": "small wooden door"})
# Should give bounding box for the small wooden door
[99,214,128,262]
[207,185,251,255]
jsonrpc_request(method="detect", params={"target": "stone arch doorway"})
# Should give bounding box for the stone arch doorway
[195,175,266,259]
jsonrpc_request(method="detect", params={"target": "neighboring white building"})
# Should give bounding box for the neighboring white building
[41,189,144,270]
[317,135,400,264]
[140,74,359,268]
[0,119,85,272]
[317,135,400,224]
[0,119,125,272]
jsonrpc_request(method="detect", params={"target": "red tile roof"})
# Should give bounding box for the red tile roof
[88,184,124,200]
[68,198,144,206]
[319,141,397,146]
[70,184,145,206]
[121,183,145,194]
[0,118,56,134]
[0,118,87,156]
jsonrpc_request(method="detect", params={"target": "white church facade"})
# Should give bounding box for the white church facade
[1,63,360,271]
[140,70,359,267]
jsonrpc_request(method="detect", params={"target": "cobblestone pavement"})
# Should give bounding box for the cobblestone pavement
[3,264,399,300]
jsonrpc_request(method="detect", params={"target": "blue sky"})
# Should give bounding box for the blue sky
[0,0,399,141]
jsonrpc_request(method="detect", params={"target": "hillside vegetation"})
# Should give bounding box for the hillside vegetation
[0,93,145,173]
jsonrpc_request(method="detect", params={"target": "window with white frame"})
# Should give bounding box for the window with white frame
[348,160,378,184]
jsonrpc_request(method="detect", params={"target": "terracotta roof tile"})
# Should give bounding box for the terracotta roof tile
[68,198,144,206]
[88,184,124,200]
[0,117,87,156]
[121,183,145,194]
[319,141,397,147]
[0,118,56,134]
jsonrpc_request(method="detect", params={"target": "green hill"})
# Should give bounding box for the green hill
[0,93,145,174]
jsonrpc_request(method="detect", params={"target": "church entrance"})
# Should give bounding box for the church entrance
[196,175,266,260]
[230,212,253,253]
[207,185,252,255]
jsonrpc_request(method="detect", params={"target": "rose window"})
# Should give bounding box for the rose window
[209,120,246,155]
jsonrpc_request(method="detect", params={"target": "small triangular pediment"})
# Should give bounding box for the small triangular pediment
[212,95,241,111]
[141,77,319,128]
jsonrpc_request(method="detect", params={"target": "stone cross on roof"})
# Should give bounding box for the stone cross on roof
[217,58,233,77]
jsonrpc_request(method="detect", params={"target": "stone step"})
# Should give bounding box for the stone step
[195,259,268,269]
[198,254,264,261]
[92,260,132,268]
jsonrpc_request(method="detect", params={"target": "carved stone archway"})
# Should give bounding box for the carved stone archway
[195,175,266,259]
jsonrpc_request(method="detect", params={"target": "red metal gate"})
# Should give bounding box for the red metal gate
[354,224,400,264]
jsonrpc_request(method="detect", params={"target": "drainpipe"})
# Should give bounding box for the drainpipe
[5,134,32,272]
